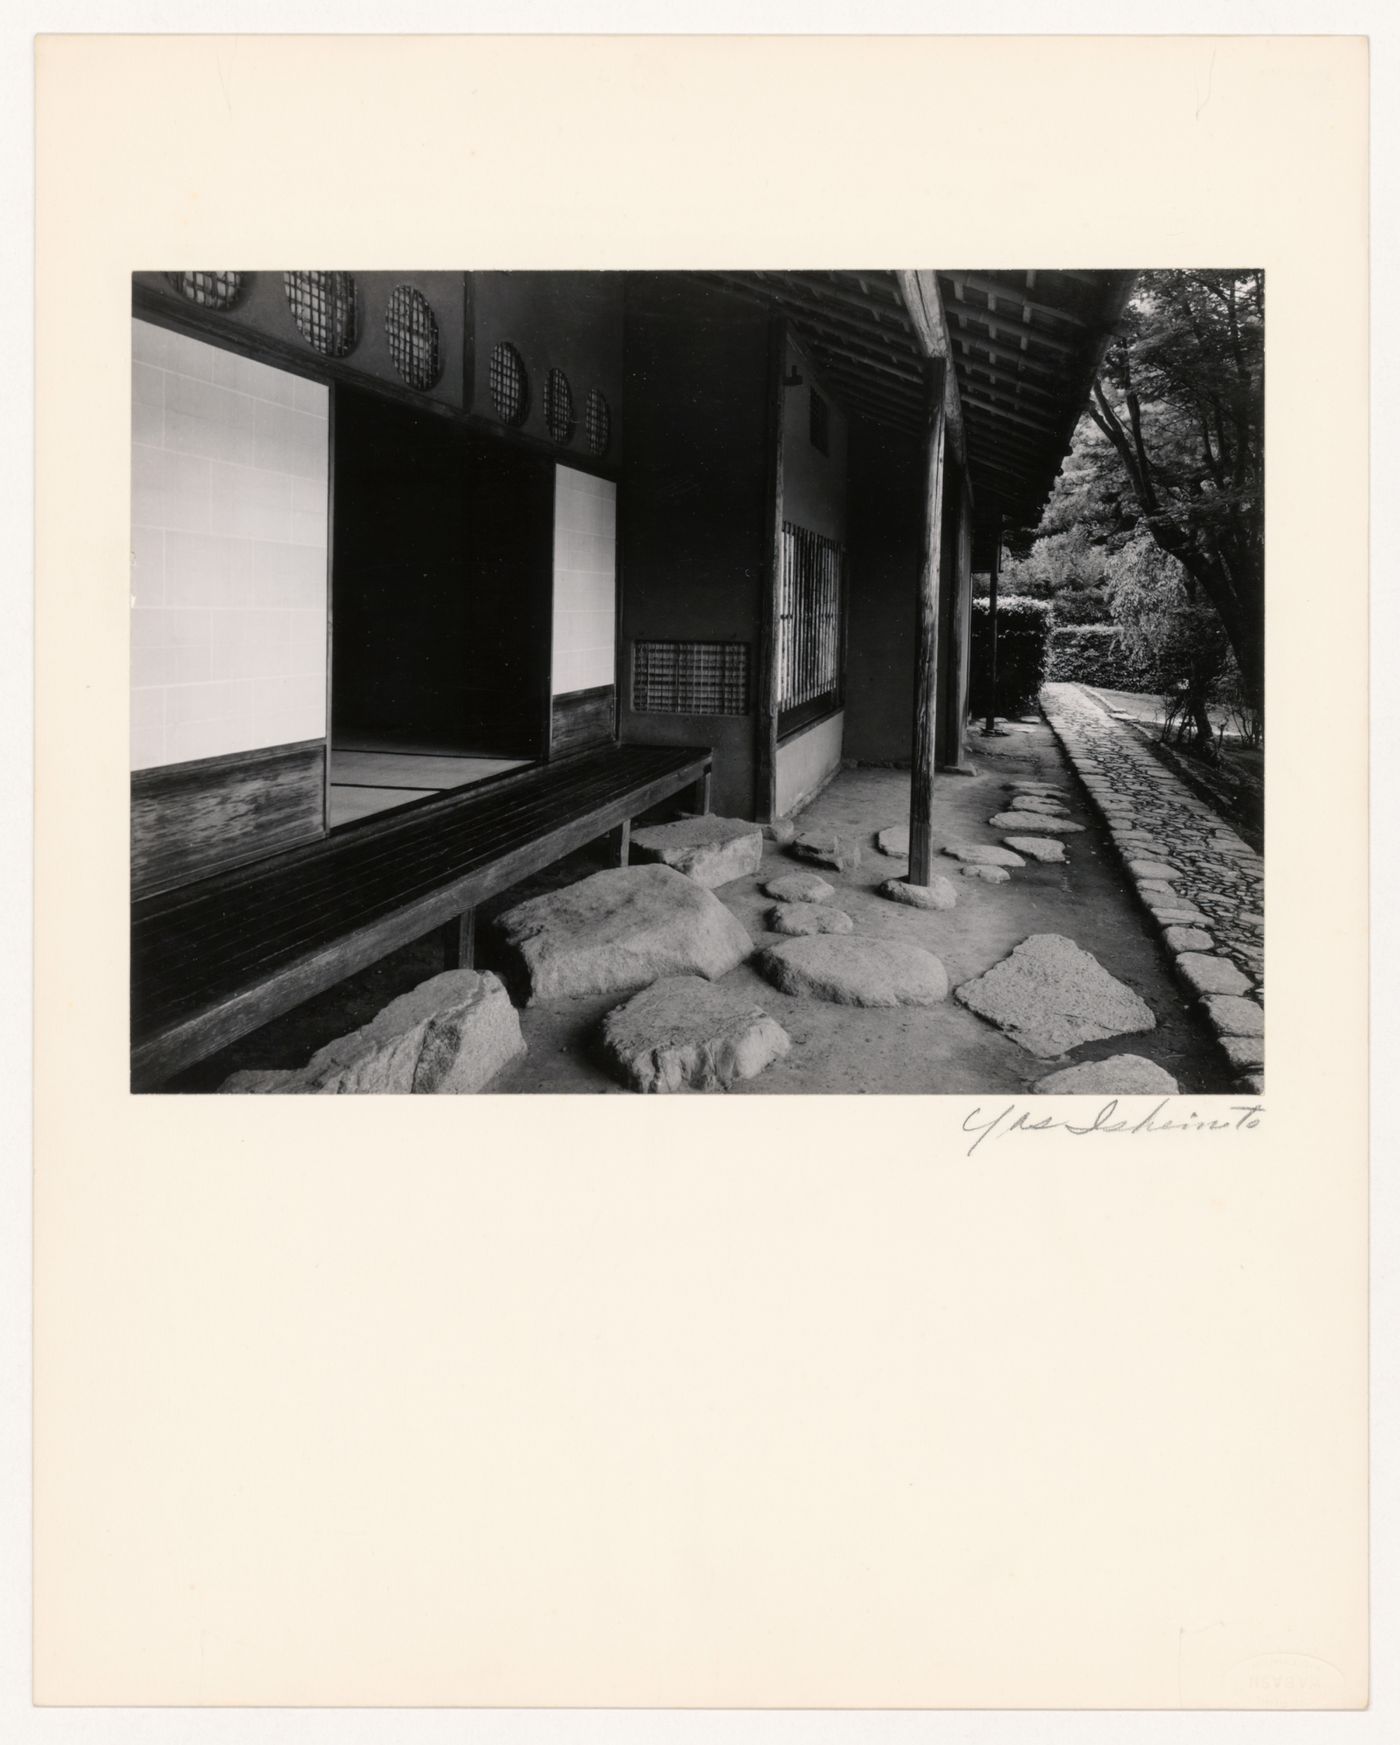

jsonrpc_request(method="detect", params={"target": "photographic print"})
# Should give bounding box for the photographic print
[129,267,1264,1097]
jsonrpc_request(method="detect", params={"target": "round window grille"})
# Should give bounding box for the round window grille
[489,341,530,426]
[584,388,611,456]
[544,368,576,446]
[283,270,359,358]
[167,271,246,311]
[384,284,441,390]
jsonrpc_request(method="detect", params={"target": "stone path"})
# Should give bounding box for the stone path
[1040,682,1264,1094]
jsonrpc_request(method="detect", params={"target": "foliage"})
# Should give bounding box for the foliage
[997,524,1114,625]
[1106,535,1232,752]
[969,595,1053,720]
[1047,624,1160,689]
[1077,269,1265,719]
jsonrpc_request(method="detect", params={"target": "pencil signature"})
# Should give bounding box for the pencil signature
[962,1099,1264,1157]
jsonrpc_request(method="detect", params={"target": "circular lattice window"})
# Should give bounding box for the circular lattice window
[384,284,441,390]
[167,271,246,311]
[489,341,530,426]
[584,389,611,456]
[544,368,576,446]
[283,271,359,358]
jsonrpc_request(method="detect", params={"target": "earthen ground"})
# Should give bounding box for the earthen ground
[175,714,1231,1095]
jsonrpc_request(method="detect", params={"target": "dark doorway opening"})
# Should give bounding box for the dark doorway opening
[329,386,555,826]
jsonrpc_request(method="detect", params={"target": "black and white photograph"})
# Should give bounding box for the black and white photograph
[129,266,1265,1096]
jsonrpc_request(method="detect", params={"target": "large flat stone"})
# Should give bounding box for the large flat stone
[988,813,1085,834]
[955,933,1157,1058]
[496,864,752,1003]
[768,901,853,936]
[792,831,861,872]
[221,970,524,1094]
[629,814,763,888]
[1034,1054,1180,1096]
[600,975,791,1093]
[876,824,909,857]
[962,864,1011,884]
[1219,1035,1265,1071]
[763,870,835,903]
[879,875,958,910]
[758,935,949,1007]
[1176,952,1252,996]
[943,842,1025,867]
[1202,994,1265,1036]
[1003,835,1067,864]
[1008,795,1071,815]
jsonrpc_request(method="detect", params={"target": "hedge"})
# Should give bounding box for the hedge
[1046,624,1162,690]
[969,596,1052,719]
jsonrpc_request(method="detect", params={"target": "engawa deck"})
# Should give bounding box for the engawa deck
[131,741,712,1089]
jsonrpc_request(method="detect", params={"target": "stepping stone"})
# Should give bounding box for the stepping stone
[1005,781,1067,796]
[1008,795,1071,815]
[962,864,1011,884]
[1164,925,1214,952]
[1203,994,1264,1037]
[1033,1054,1180,1096]
[768,901,854,936]
[1127,859,1180,880]
[1219,1035,1265,1072]
[630,814,763,889]
[879,875,958,910]
[1237,1073,1266,1097]
[954,933,1157,1058]
[763,871,835,903]
[988,813,1085,834]
[943,842,1025,867]
[757,935,948,1007]
[792,831,861,872]
[763,818,797,846]
[496,864,751,1003]
[1176,952,1252,997]
[221,969,524,1095]
[876,823,909,857]
[1148,904,1207,924]
[1003,835,1067,864]
[599,975,791,1093]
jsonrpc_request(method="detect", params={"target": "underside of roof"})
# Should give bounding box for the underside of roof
[689,268,1136,567]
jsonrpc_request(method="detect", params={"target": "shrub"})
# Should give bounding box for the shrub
[969,595,1052,719]
[1046,624,1162,689]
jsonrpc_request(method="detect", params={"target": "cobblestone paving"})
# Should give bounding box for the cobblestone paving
[1040,682,1264,1095]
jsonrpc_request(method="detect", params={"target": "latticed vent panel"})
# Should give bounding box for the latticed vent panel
[584,388,611,456]
[283,271,359,357]
[489,341,529,425]
[631,641,751,717]
[384,284,441,390]
[167,271,246,311]
[544,368,576,445]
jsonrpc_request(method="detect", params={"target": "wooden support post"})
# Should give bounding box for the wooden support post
[692,762,712,818]
[441,908,477,972]
[609,819,631,867]
[939,469,976,773]
[983,515,1002,735]
[755,312,788,825]
[908,357,949,886]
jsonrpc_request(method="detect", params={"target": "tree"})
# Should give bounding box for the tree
[1083,270,1264,716]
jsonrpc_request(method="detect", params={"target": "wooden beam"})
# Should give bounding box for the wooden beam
[941,471,977,773]
[945,299,1080,356]
[760,270,908,322]
[959,392,1067,438]
[944,272,1089,326]
[949,329,1064,375]
[957,362,1067,406]
[704,273,925,370]
[755,312,787,824]
[908,357,948,887]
